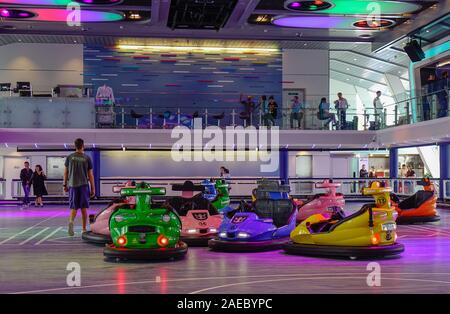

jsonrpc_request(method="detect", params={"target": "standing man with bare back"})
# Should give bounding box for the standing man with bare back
[63,138,95,236]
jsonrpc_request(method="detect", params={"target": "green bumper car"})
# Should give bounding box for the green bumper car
[104,182,188,261]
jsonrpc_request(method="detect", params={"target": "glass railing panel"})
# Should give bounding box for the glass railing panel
[0,89,448,130]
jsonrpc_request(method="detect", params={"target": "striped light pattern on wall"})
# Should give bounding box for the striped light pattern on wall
[83,45,283,114]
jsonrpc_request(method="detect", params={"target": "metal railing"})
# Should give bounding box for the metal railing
[8,177,449,201]
[1,87,449,130]
[0,179,5,200]
[11,179,67,198]
[289,177,446,200]
[10,177,277,199]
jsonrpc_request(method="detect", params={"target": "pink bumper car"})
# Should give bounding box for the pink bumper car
[82,181,136,245]
[296,180,345,222]
[167,181,223,246]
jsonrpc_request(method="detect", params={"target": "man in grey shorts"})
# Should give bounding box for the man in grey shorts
[63,138,95,236]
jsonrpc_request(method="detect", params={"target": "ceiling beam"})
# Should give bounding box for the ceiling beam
[330,69,388,86]
[330,58,409,81]
[372,1,450,52]
[389,46,408,55]
[0,28,375,43]
[330,49,409,69]
[225,0,261,28]
[150,0,171,26]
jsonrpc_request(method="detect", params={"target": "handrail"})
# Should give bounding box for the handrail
[7,177,449,201]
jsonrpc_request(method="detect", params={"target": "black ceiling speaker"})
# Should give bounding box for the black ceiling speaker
[404,40,425,62]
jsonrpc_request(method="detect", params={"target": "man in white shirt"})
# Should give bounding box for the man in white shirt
[334,92,349,130]
[373,91,384,129]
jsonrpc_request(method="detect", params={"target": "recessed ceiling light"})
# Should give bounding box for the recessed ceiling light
[346,67,350,70]
[129,12,141,20]
[353,58,357,61]
[255,15,270,23]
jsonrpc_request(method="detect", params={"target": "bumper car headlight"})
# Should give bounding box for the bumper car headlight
[162,214,171,222]
[186,229,197,234]
[382,223,396,231]
[219,232,227,238]
[114,213,136,223]
[237,232,250,239]
[209,228,217,233]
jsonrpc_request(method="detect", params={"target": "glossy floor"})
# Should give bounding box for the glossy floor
[0,203,449,294]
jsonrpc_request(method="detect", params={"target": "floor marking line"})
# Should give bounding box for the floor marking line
[189,276,450,294]
[410,225,450,235]
[34,227,63,246]
[48,235,81,241]
[0,226,36,245]
[0,212,61,245]
[9,272,450,294]
[19,227,50,245]
[402,224,448,232]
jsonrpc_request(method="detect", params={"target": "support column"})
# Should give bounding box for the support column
[439,143,449,201]
[279,148,289,184]
[92,149,101,198]
[389,148,399,193]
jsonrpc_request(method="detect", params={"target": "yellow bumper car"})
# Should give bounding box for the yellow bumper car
[283,182,404,259]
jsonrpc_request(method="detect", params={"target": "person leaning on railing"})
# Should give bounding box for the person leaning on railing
[317,97,337,130]
[258,95,271,127]
[437,71,448,118]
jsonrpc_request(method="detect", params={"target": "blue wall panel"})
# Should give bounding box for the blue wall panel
[99,151,279,178]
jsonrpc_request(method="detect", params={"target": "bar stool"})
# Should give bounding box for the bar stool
[191,111,202,129]
[212,112,225,127]
[130,109,144,128]
[158,111,171,128]
[239,112,250,127]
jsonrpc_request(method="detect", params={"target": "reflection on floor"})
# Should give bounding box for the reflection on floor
[0,203,449,294]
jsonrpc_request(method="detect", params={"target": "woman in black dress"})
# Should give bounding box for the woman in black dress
[31,165,47,207]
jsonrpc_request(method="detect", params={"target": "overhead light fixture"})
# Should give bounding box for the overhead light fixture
[285,0,333,12]
[255,14,270,23]
[285,0,420,15]
[117,45,279,53]
[0,8,35,18]
[128,12,141,20]
[437,59,450,67]
[353,19,395,29]
[0,9,10,17]
[1,8,122,22]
